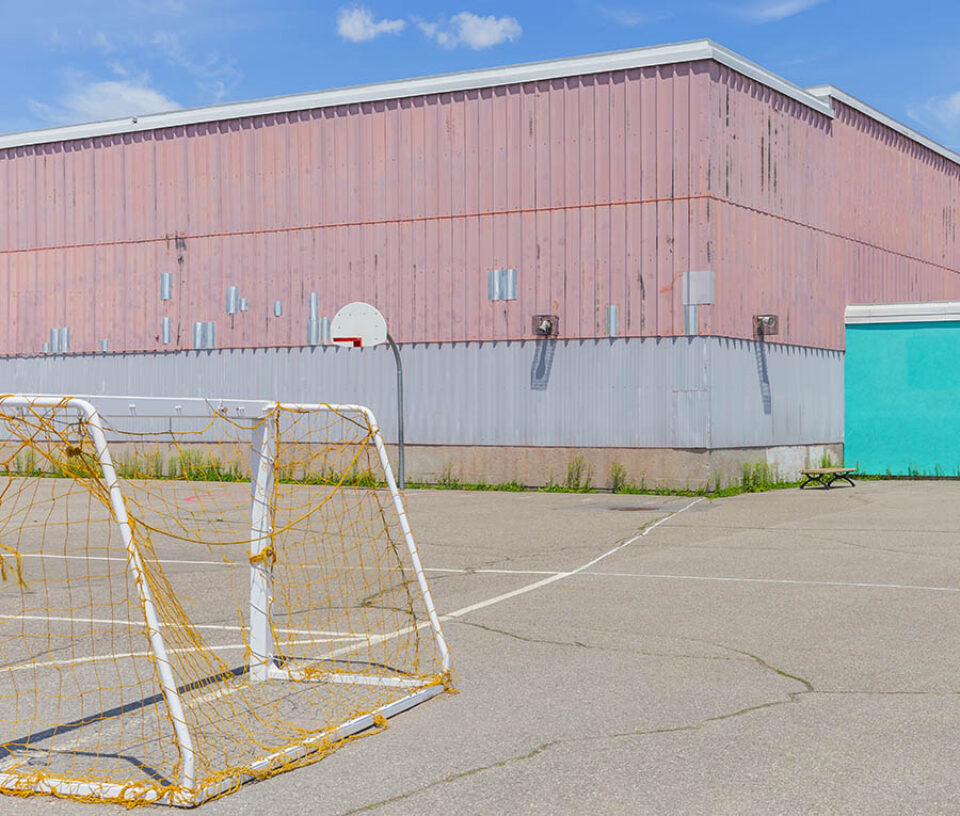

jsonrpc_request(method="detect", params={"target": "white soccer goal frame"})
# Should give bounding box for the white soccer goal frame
[0,394,451,808]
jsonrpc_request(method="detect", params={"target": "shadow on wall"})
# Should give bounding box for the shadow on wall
[754,340,772,415]
[530,339,557,391]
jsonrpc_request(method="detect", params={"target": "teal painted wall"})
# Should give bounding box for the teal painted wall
[845,321,960,475]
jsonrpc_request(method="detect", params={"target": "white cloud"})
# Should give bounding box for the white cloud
[91,31,115,53]
[419,12,522,50]
[67,80,179,120]
[733,0,825,22]
[337,6,406,42]
[129,0,188,15]
[597,6,671,26]
[416,20,440,38]
[152,30,241,103]
[30,72,180,125]
[908,90,960,146]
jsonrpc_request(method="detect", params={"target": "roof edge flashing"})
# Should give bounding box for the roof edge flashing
[807,84,960,167]
[0,38,833,151]
[845,302,960,325]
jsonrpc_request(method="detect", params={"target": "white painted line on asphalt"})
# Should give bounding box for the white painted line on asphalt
[577,572,960,593]
[5,498,704,673]
[20,553,241,567]
[0,632,369,674]
[427,567,559,576]
[317,498,707,664]
[0,613,364,637]
[428,567,960,595]
[440,498,704,619]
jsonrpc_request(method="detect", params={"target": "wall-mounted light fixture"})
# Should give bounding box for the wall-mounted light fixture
[532,314,559,337]
[753,314,779,337]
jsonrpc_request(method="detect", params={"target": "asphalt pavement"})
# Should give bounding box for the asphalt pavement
[8,481,960,815]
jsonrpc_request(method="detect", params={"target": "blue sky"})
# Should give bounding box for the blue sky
[1,0,958,150]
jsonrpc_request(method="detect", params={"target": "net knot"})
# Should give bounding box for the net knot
[371,713,388,729]
[248,544,277,567]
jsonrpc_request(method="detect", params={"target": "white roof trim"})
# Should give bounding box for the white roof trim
[807,85,960,167]
[0,39,833,150]
[845,302,960,324]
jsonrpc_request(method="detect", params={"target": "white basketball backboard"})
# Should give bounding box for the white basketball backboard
[330,302,388,348]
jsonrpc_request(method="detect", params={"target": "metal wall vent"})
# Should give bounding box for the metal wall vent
[606,304,620,338]
[192,321,217,350]
[273,300,283,317]
[306,316,331,347]
[226,286,240,315]
[306,293,325,346]
[160,272,173,301]
[488,268,518,301]
[161,316,171,345]
[49,327,70,354]
[99,339,109,353]
[682,270,715,337]
[307,316,331,347]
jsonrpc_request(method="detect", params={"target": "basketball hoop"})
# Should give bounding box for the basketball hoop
[330,303,388,348]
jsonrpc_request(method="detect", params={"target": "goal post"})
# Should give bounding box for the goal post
[0,394,451,807]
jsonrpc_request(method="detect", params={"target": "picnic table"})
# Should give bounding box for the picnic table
[799,467,857,489]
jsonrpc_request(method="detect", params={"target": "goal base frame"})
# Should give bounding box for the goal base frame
[0,684,444,808]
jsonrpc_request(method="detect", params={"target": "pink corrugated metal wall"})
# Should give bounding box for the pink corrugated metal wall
[0,63,712,354]
[0,58,957,355]
[701,65,960,349]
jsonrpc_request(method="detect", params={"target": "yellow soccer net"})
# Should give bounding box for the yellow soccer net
[0,395,451,807]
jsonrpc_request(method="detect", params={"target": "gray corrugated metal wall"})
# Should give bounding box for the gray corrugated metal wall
[0,337,842,448]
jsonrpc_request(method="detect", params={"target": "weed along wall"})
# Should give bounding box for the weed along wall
[845,303,960,476]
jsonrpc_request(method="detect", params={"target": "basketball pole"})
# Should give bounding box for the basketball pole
[386,333,405,489]
[330,302,404,490]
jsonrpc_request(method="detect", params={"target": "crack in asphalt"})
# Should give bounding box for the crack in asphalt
[816,689,960,696]
[336,645,814,815]
[338,742,563,814]
[340,491,960,814]
[449,618,592,649]
[607,648,814,740]
[449,619,752,664]
[815,533,960,564]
